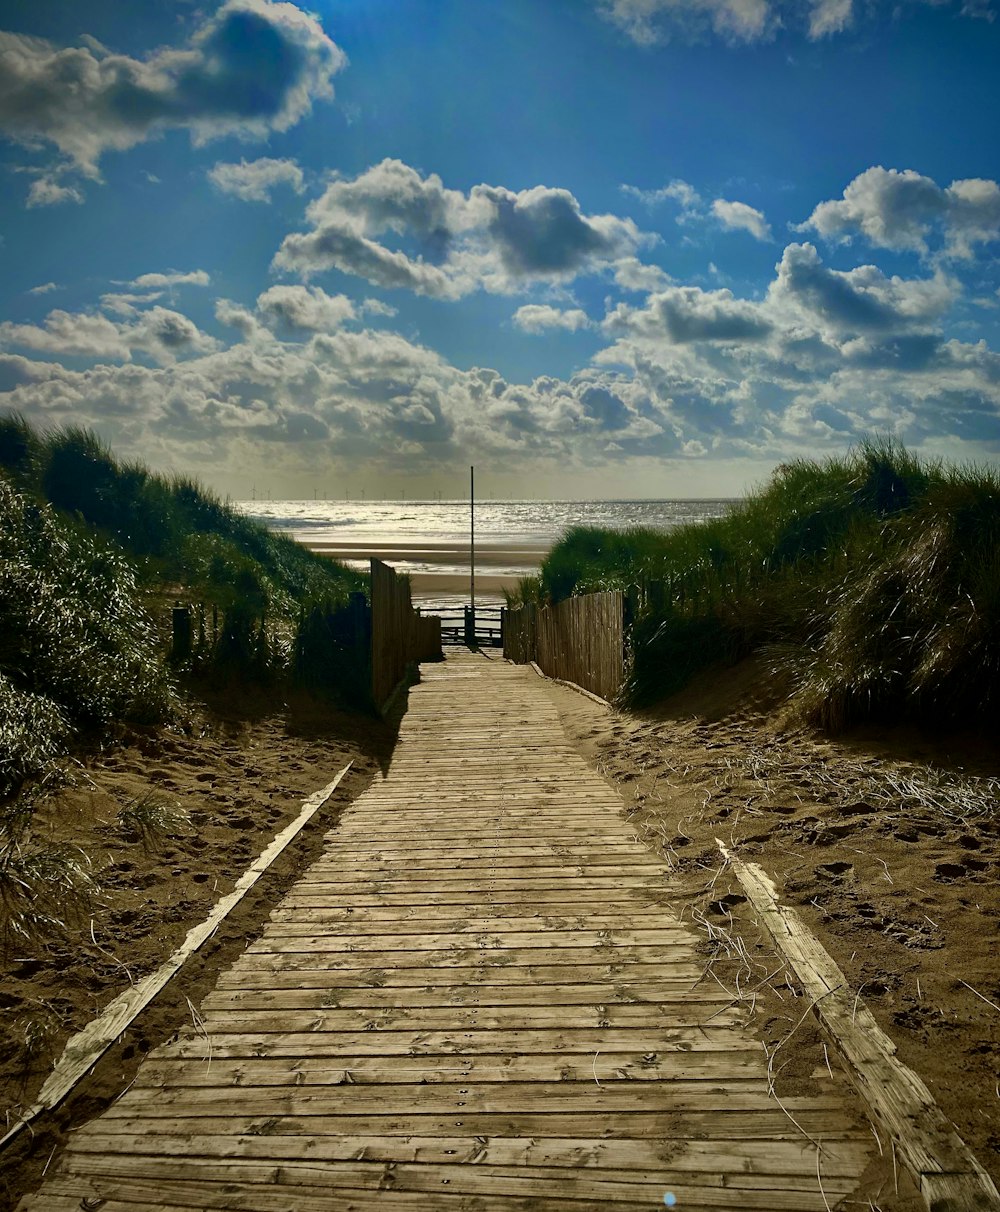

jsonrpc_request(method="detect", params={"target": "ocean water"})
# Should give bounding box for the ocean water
[238,499,734,608]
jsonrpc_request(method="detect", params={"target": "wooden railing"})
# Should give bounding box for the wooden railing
[370,558,442,710]
[503,591,625,703]
[437,606,504,648]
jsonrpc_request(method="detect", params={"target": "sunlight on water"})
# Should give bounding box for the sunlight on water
[238,498,734,549]
[237,498,735,609]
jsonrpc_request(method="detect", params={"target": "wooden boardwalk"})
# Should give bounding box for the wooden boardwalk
[21,650,874,1211]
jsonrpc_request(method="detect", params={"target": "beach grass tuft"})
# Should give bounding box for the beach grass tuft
[0,415,372,869]
[535,439,1000,730]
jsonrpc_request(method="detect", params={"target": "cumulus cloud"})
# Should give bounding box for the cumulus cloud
[273,158,647,297]
[768,242,957,337]
[512,305,592,333]
[606,285,774,343]
[800,166,1000,259]
[256,284,355,331]
[712,198,772,240]
[209,156,305,202]
[0,1,345,189]
[613,257,673,292]
[0,304,218,364]
[27,282,59,295]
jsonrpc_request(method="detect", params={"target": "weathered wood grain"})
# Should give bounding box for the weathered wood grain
[19,652,875,1212]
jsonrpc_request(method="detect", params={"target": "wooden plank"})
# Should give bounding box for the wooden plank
[247,927,687,953]
[83,1103,867,1143]
[0,763,354,1152]
[198,981,731,1010]
[65,1132,866,1178]
[129,1025,753,1062]
[720,841,1000,1212]
[28,1172,851,1212]
[131,1051,765,1087]
[279,889,676,907]
[100,1080,786,1117]
[267,905,680,926]
[46,1153,853,1208]
[186,1003,744,1032]
[215,961,707,988]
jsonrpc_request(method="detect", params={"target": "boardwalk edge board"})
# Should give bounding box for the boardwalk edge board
[0,762,354,1153]
[717,839,1000,1212]
[527,658,615,710]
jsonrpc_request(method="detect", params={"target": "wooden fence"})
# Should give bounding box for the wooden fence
[370,558,443,711]
[503,590,625,702]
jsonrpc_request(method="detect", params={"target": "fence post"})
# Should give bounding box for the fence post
[464,605,477,650]
[171,605,192,662]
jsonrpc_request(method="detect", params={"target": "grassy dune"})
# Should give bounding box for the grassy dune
[529,440,1000,729]
[0,414,364,809]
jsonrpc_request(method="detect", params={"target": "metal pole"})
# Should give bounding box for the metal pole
[470,465,476,641]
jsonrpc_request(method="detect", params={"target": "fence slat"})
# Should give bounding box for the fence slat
[503,591,624,701]
[370,559,442,711]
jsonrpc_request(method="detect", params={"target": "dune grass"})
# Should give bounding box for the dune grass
[527,439,1000,730]
[0,414,368,815]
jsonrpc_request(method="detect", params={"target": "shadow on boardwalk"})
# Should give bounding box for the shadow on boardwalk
[19,650,876,1212]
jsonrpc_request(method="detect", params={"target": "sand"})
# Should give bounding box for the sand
[308,538,543,603]
[4,652,998,1208]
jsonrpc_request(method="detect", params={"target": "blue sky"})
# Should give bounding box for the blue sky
[1,0,998,498]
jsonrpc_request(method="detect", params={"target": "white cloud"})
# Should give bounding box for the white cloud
[129,270,211,290]
[624,179,772,242]
[273,158,648,298]
[622,179,702,216]
[606,284,773,343]
[800,166,1000,260]
[513,305,592,333]
[361,298,398,317]
[209,157,305,202]
[0,1,345,194]
[25,175,84,208]
[27,282,59,296]
[712,198,772,240]
[599,0,773,45]
[0,305,218,364]
[613,257,673,292]
[256,285,355,331]
[808,0,853,37]
[597,0,985,43]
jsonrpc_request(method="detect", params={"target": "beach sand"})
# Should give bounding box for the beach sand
[309,539,543,602]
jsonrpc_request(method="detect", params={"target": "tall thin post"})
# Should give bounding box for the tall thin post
[466,465,475,648]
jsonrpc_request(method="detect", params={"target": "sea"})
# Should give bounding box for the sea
[237,498,735,609]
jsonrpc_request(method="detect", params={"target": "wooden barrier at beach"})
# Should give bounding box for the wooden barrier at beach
[370,557,442,710]
[19,650,875,1211]
[504,590,625,702]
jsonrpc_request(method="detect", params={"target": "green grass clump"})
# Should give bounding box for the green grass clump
[0,414,372,822]
[0,415,364,614]
[535,439,1000,730]
[0,475,173,801]
[116,793,189,851]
